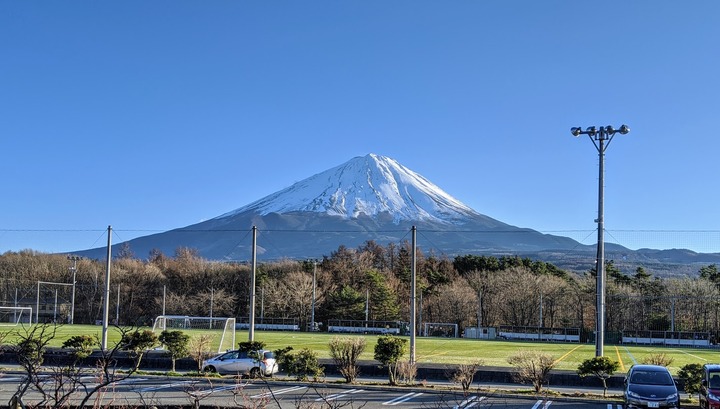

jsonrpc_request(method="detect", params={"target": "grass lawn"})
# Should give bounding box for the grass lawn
[3,324,719,375]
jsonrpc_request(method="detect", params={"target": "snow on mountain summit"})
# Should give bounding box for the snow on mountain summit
[217,153,479,224]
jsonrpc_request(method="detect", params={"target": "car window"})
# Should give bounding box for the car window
[222,351,238,360]
[709,372,720,388]
[238,351,249,359]
[264,351,275,360]
[631,370,673,385]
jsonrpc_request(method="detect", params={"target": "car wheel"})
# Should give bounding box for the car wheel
[203,365,216,373]
[250,367,261,378]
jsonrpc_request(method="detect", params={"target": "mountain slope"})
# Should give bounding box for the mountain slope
[218,153,485,224]
[75,154,587,261]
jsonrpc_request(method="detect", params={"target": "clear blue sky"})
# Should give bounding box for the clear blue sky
[2,1,719,255]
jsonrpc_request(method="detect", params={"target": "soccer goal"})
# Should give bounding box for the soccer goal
[423,322,459,338]
[152,315,236,353]
[0,306,33,326]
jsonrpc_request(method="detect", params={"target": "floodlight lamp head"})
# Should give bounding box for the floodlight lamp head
[586,126,597,136]
[570,127,582,137]
[605,125,615,134]
[619,124,630,134]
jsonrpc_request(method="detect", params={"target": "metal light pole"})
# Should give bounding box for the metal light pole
[571,124,630,357]
[101,225,112,350]
[67,255,82,325]
[249,226,257,342]
[409,226,417,364]
[311,260,317,331]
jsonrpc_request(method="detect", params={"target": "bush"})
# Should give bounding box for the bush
[329,337,366,383]
[641,353,674,367]
[678,363,704,398]
[507,350,555,393]
[448,361,483,396]
[577,356,619,397]
[373,335,408,385]
[159,330,190,372]
[282,348,325,381]
[120,329,159,371]
[62,334,98,361]
[238,340,266,353]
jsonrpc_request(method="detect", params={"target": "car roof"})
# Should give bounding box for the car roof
[629,364,671,372]
[705,364,720,371]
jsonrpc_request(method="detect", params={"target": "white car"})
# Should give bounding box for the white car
[202,349,278,377]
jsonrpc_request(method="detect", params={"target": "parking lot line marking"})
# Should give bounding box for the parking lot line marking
[453,395,487,409]
[464,396,486,408]
[251,385,306,398]
[531,400,553,409]
[553,344,582,365]
[315,388,364,401]
[136,380,196,392]
[382,391,423,405]
[614,346,625,371]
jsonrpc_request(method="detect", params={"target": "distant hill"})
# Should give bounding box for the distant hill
[74,154,719,275]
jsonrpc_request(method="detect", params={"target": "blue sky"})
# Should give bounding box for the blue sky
[2,1,719,255]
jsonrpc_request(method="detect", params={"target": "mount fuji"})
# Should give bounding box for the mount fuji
[77,153,588,262]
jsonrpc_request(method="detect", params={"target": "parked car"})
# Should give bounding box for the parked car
[623,364,680,408]
[700,364,720,408]
[202,349,278,377]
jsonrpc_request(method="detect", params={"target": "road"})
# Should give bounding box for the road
[0,373,625,408]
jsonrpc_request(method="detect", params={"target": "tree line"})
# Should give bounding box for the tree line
[1,242,720,337]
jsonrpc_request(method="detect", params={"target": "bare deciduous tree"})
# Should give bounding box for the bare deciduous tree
[188,334,216,372]
[507,350,555,393]
[328,337,366,383]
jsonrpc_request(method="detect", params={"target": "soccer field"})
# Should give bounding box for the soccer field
[3,325,719,375]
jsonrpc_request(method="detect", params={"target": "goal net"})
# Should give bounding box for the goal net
[0,306,33,326]
[423,322,459,338]
[152,315,236,353]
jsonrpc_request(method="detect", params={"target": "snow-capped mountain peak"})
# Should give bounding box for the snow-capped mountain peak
[217,153,479,224]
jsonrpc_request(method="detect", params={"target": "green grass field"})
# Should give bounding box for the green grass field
[3,324,720,375]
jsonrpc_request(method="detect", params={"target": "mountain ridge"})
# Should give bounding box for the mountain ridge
[73,153,719,275]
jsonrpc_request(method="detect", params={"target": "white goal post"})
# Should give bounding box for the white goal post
[423,322,459,338]
[0,306,33,326]
[152,315,236,353]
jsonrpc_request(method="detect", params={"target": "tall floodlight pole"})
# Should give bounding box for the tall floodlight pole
[249,226,257,342]
[101,225,112,350]
[409,226,417,364]
[311,260,317,331]
[571,124,630,357]
[67,255,82,325]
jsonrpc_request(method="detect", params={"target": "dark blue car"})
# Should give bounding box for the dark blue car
[623,364,680,408]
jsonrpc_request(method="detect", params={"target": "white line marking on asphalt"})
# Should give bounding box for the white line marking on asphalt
[136,380,195,392]
[190,384,242,397]
[464,396,487,408]
[453,395,487,409]
[383,392,424,405]
[315,388,364,401]
[251,385,306,398]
